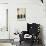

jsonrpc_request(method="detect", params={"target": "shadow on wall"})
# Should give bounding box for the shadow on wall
[40,25,45,46]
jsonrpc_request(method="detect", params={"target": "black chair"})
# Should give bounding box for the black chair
[19,23,40,45]
[27,23,40,43]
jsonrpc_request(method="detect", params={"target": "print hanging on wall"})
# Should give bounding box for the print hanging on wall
[17,8,26,21]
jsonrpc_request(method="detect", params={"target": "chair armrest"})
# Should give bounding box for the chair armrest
[22,31,28,35]
[19,31,27,41]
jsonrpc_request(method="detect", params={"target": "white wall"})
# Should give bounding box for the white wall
[9,0,46,46]
[0,0,14,46]
[0,0,8,3]
[9,0,43,38]
[0,4,9,39]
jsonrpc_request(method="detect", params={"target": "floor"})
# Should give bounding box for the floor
[0,40,43,46]
[19,41,43,46]
[0,43,15,46]
[0,42,43,46]
[0,39,16,46]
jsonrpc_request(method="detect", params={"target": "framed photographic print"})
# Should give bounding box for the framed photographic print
[17,8,26,21]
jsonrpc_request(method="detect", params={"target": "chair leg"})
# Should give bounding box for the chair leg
[20,41,21,45]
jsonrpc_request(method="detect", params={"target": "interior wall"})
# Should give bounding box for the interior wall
[9,0,46,45]
[0,0,8,3]
[0,4,9,39]
[43,2,46,46]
